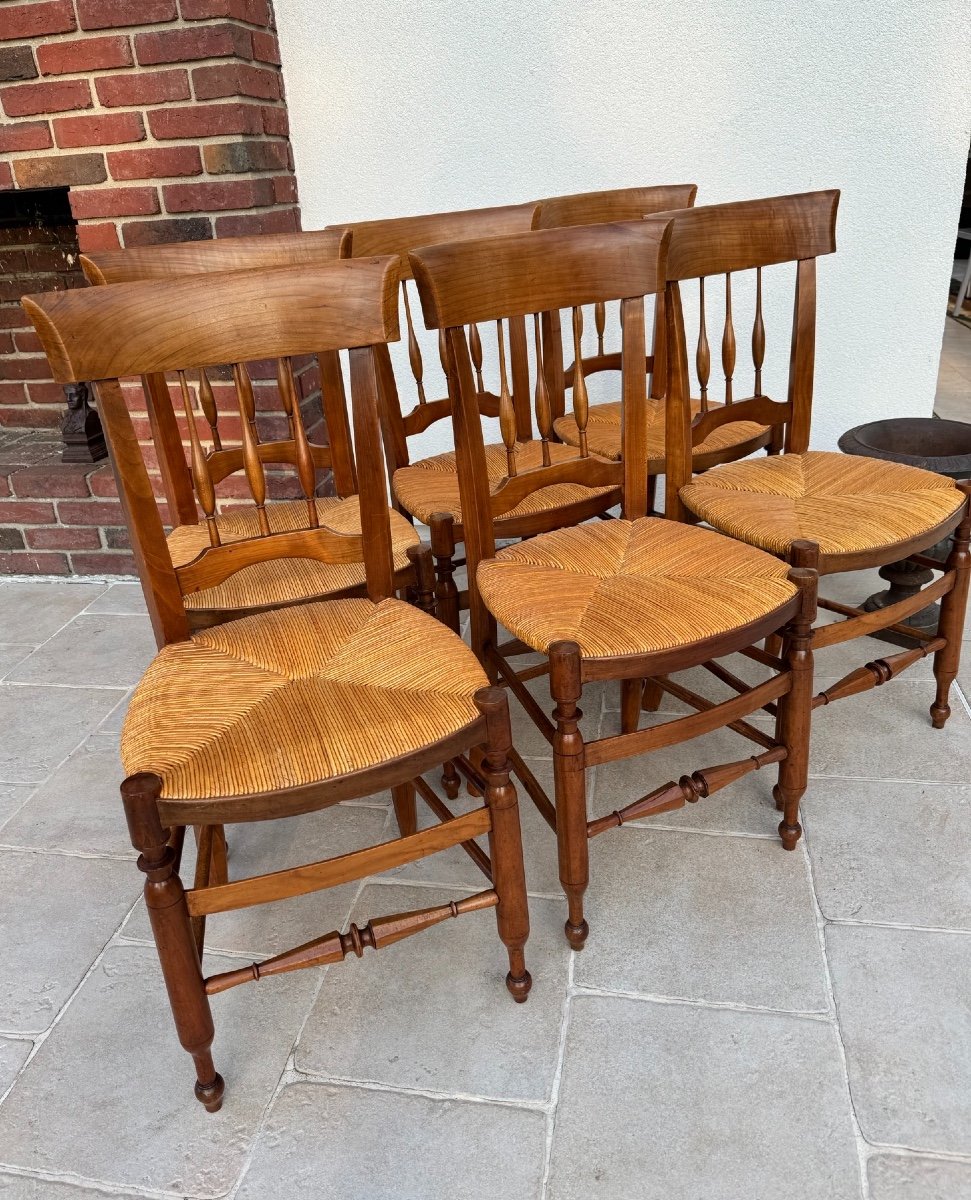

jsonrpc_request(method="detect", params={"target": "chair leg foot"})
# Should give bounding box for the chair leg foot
[505,951,532,1003]
[564,914,589,950]
[193,1058,225,1112]
[930,701,951,730]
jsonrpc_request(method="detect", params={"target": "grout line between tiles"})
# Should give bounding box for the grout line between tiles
[540,951,575,1200]
[0,1163,179,1200]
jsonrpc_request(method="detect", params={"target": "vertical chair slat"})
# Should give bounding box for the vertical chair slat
[497,320,518,477]
[594,300,606,356]
[571,306,589,458]
[233,361,271,536]
[532,313,552,467]
[752,265,765,396]
[179,371,220,547]
[401,280,427,405]
[277,356,319,529]
[469,322,485,393]
[722,272,735,405]
[697,277,710,413]
[198,367,222,450]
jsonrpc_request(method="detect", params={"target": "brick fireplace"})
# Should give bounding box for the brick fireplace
[0,0,301,575]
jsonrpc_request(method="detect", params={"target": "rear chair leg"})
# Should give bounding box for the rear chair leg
[641,678,663,712]
[620,678,642,733]
[772,568,817,850]
[391,782,418,838]
[122,773,224,1113]
[931,491,971,729]
[475,687,531,1002]
[429,511,461,634]
[406,544,437,617]
[550,641,589,949]
[441,761,461,799]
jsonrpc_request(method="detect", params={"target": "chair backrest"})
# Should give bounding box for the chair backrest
[532,185,698,416]
[329,203,539,469]
[23,258,401,647]
[80,230,356,527]
[658,191,839,519]
[410,219,672,639]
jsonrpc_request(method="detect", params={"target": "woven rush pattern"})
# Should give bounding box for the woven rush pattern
[680,450,964,557]
[392,440,616,526]
[121,597,488,800]
[553,399,769,465]
[167,497,419,611]
[476,518,797,658]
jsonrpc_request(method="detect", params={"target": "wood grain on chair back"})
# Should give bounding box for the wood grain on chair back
[80,230,356,524]
[532,185,698,414]
[410,219,672,580]
[329,204,540,464]
[656,191,840,518]
[23,258,401,646]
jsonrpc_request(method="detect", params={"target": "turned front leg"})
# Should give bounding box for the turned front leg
[550,641,589,949]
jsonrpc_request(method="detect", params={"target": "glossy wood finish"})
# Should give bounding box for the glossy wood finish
[659,191,970,735]
[25,261,531,1111]
[411,219,818,947]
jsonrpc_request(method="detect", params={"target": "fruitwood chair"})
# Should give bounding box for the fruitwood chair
[659,192,971,731]
[80,231,423,632]
[410,220,818,949]
[23,258,531,1112]
[533,185,773,510]
[329,203,621,636]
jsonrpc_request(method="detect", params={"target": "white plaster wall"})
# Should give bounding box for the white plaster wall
[275,0,971,456]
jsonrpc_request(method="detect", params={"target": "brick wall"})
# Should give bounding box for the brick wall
[0,0,302,575]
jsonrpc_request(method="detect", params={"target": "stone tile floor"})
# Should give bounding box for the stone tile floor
[0,575,968,1199]
[933,314,971,423]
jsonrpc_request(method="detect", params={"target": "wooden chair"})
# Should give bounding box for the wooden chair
[80,231,423,632]
[329,203,621,635]
[410,220,818,949]
[23,258,531,1112]
[533,185,772,507]
[660,191,971,730]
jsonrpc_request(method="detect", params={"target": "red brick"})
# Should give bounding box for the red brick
[0,162,11,191]
[0,358,52,381]
[121,216,211,246]
[261,104,288,137]
[192,62,278,101]
[95,66,189,107]
[272,174,298,204]
[10,464,94,499]
[251,29,280,64]
[13,153,107,190]
[25,526,102,551]
[135,23,251,65]
[201,139,286,173]
[75,222,121,252]
[37,35,133,76]
[108,145,201,181]
[0,46,37,82]
[0,499,57,524]
[0,406,60,429]
[0,334,14,355]
[103,525,131,549]
[0,384,26,409]
[1,78,92,118]
[13,331,42,354]
[87,465,119,497]
[214,207,299,238]
[163,177,275,214]
[24,382,69,405]
[0,2,76,42]
[56,499,125,526]
[77,0,177,30]
[180,0,270,23]
[71,550,136,574]
[0,118,51,154]
[0,307,29,332]
[0,550,70,574]
[54,110,145,149]
[70,186,159,220]
[148,101,262,140]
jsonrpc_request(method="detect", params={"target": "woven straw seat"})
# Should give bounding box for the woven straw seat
[121,597,488,801]
[392,441,617,526]
[553,398,770,466]
[476,517,797,658]
[167,496,419,612]
[680,450,965,561]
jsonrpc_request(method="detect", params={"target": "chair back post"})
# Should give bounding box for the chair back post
[663,280,694,521]
[23,257,402,645]
[786,258,817,454]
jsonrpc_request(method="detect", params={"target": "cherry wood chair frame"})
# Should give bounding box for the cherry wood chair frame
[80,231,426,631]
[330,202,625,635]
[533,184,775,510]
[410,220,818,948]
[23,258,531,1112]
[659,191,971,730]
